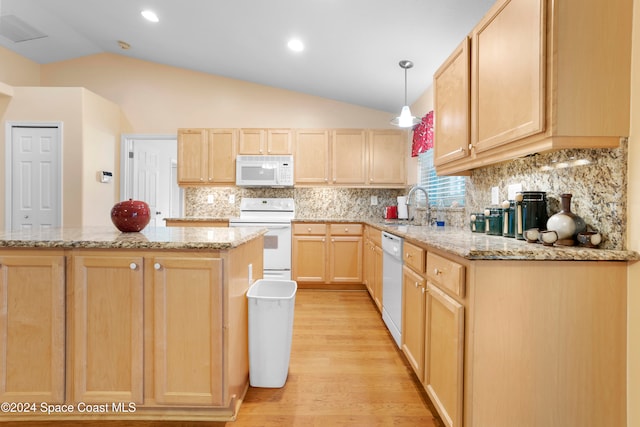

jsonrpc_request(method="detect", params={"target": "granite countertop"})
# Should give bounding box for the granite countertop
[0,226,266,250]
[159,216,639,261]
[369,222,639,262]
[294,218,639,261]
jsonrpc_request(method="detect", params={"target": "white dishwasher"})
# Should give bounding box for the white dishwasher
[381,231,403,348]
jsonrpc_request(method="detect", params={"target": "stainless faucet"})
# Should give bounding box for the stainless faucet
[406,185,430,224]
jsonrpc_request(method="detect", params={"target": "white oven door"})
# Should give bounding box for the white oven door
[229,221,292,280]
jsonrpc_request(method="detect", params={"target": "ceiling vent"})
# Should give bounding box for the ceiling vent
[0,14,47,43]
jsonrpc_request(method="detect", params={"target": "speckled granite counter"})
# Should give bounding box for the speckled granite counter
[159,217,639,261]
[368,222,639,261]
[0,226,265,250]
[293,218,639,261]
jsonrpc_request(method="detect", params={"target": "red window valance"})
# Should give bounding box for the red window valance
[411,110,434,157]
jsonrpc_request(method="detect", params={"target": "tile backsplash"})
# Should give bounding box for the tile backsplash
[185,187,405,220]
[466,140,628,250]
[184,140,628,250]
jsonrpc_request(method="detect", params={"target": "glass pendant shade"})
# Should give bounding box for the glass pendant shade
[391,105,420,128]
[391,60,420,128]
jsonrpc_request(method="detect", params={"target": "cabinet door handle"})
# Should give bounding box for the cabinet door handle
[129,262,138,270]
[307,227,312,232]
[406,253,412,258]
[434,268,442,275]
[154,263,162,270]
[344,228,349,233]
[414,282,420,288]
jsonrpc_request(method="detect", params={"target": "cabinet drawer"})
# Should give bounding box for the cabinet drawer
[427,252,465,298]
[293,223,327,235]
[403,241,425,273]
[330,223,362,236]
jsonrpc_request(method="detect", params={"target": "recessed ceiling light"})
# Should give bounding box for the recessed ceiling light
[141,10,159,23]
[287,38,304,52]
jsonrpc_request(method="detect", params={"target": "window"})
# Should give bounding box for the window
[417,149,466,207]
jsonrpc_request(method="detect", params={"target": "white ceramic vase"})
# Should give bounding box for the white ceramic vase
[546,194,586,240]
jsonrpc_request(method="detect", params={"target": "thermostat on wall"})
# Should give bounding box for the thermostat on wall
[98,171,113,183]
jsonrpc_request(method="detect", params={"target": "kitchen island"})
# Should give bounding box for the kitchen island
[0,226,264,422]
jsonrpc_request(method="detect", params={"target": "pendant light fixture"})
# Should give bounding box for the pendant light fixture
[390,60,421,128]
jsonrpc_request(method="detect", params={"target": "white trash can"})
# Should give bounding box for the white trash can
[247,279,297,388]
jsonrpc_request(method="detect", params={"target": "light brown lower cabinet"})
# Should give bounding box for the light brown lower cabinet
[424,282,464,427]
[388,236,628,427]
[292,222,363,288]
[328,224,363,284]
[364,226,383,311]
[401,265,426,378]
[70,254,144,404]
[0,251,66,404]
[400,244,464,427]
[292,223,327,284]
[151,256,224,405]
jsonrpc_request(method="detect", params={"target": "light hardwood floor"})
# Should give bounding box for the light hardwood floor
[231,290,442,426]
[2,290,442,427]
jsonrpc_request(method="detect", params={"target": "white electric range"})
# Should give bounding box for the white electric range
[229,198,295,280]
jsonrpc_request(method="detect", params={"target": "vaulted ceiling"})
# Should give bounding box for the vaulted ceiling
[0,0,494,113]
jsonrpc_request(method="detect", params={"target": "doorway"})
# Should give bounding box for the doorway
[4,123,62,231]
[120,135,182,227]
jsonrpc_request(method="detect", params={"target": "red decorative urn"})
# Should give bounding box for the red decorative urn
[110,199,151,232]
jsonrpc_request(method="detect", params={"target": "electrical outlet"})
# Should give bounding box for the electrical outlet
[207,194,214,204]
[229,194,235,204]
[370,195,378,206]
[508,183,523,200]
[491,186,500,205]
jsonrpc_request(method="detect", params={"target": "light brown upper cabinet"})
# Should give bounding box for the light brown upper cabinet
[177,128,208,184]
[433,38,471,167]
[368,130,406,185]
[332,129,368,185]
[472,0,545,153]
[434,0,633,175]
[239,129,292,155]
[296,129,406,187]
[177,128,237,185]
[294,129,331,184]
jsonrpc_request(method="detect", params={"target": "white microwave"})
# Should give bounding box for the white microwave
[235,155,294,187]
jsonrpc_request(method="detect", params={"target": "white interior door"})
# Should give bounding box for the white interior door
[125,137,181,227]
[9,125,62,231]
